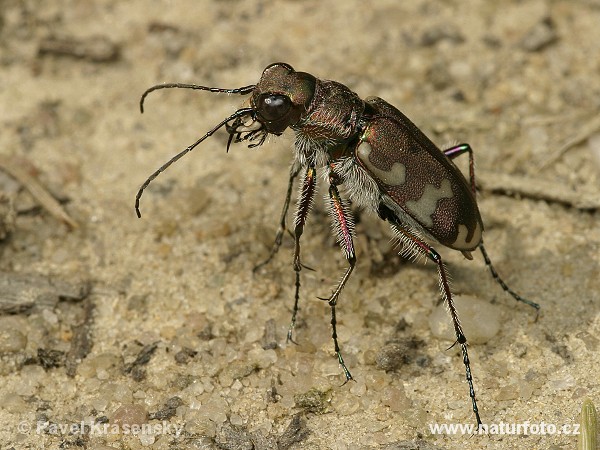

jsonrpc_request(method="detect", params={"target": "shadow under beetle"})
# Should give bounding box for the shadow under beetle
[135,62,540,426]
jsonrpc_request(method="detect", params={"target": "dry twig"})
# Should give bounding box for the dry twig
[478,169,600,211]
[0,155,78,228]
[538,114,600,170]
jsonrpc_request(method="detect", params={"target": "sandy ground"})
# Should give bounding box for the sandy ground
[1,0,599,449]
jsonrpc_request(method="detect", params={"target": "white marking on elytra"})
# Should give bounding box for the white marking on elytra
[405,179,453,228]
[356,142,406,186]
[453,222,482,250]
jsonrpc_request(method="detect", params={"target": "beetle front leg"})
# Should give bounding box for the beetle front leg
[388,216,482,427]
[321,176,356,383]
[254,162,302,272]
[287,164,317,343]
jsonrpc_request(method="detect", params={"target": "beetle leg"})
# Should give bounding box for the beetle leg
[443,144,476,259]
[388,216,482,427]
[443,143,476,196]
[254,162,302,272]
[319,176,356,383]
[478,242,540,310]
[443,144,540,310]
[287,165,317,344]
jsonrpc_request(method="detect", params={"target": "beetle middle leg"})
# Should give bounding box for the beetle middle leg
[386,212,482,426]
[443,143,540,310]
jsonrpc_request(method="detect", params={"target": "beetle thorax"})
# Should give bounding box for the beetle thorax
[292,80,365,168]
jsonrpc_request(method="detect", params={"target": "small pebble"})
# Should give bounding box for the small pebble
[243,326,263,344]
[420,24,465,46]
[375,339,419,371]
[428,295,501,344]
[1,392,27,413]
[262,318,278,350]
[349,379,367,396]
[99,382,133,404]
[174,347,197,364]
[139,433,155,446]
[218,360,256,387]
[0,327,27,353]
[247,347,277,369]
[165,396,183,409]
[184,412,216,437]
[19,365,45,386]
[495,384,520,401]
[41,308,58,325]
[133,390,146,399]
[201,396,229,423]
[332,393,360,415]
[520,382,534,400]
[78,353,120,378]
[91,396,109,412]
[361,349,378,366]
[230,413,244,426]
[202,378,215,393]
[382,385,410,412]
[519,17,558,52]
[111,404,148,426]
[364,371,390,392]
[294,388,331,414]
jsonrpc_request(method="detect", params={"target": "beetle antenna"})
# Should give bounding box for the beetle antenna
[135,107,255,218]
[140,84,256,113]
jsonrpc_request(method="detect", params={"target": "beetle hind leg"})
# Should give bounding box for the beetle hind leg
[388,216,482,426]
[478,241,540,310]
[443,143,476,194]
[444,143,539,310]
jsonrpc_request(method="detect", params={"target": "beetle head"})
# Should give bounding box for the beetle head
[225,63,316,149]
[252,63,316,133]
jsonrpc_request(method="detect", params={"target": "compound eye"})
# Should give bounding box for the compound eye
[259,94,292,121]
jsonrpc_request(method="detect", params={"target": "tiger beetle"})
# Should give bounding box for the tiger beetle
[135,62,540,426]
